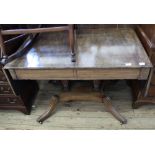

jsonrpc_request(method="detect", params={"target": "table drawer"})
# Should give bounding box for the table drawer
[11,69,75,80]
[0,70,7,82]
[0,96,22,105]
[76,69,140,80]
[0,84,13,95]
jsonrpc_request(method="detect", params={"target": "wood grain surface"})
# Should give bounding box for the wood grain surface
[4,28,152,80]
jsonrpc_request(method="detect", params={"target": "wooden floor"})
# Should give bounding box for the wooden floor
[0,80,155,130]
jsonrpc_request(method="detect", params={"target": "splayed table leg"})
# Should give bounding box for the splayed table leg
[102,96,127,124]
[37,95,59,124]
[37,90,127,124]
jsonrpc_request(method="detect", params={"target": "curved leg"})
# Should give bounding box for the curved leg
[102,97,127,124]
[37,91,127,124]
[60,92,127,124]
[37,95,59,124]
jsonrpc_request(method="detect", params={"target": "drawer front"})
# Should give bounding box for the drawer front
[76,69,140,80]
[14,69,75,80]
[0,70,7,82]
[0,84,13,95]
[0,96,22,105]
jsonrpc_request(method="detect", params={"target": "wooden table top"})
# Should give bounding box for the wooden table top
[4,28,152,69]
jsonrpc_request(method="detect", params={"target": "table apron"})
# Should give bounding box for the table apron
[7,68,150,80]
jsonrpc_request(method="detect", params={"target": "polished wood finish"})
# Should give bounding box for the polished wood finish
[4,27,152,122]
[3,26,152,123]
[8,68,150,80]
[11,69,74,80]
[76,68,149,80]
[75,28,150,68]
[0,25,39,114]
[5,28,152,80]
[37,95,58,124]
[37,83,127,124]
[5,31,74,69]
[4,34,37,64]
[0,25,75,64]
[1,26,69,35]
[4,34,27,44]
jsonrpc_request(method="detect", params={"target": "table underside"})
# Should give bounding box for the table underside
[4,28,152,80]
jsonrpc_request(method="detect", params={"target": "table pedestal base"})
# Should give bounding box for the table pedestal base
[37,84,127,124]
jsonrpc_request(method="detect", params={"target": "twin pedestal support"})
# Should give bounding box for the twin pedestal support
[37,80,127,124]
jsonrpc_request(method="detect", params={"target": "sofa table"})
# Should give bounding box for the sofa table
[3,28,152,124]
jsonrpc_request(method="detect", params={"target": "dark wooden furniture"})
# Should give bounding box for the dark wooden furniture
[131,25,155,108]
[0,67,38,114]
[4,27,152,124]
[0,25,38,114]
[5,28,151,80]
[0,24,75,64]
[37,81,127,124]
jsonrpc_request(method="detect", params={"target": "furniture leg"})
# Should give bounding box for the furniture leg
[93,80,101,91]
[37,90,127,124]
[37,95,59,124]
[20,108,31,115]
[61,80,69,91]
[102,96,127,124]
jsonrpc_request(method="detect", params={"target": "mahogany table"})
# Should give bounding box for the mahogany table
[4,28,152,124]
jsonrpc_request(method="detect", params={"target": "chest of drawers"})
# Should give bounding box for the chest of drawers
[0,65,38,114]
